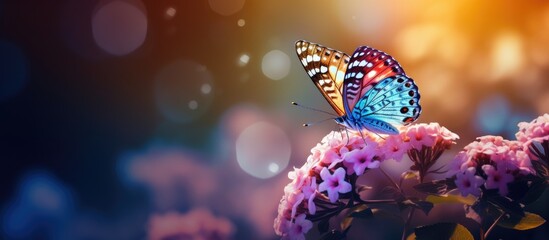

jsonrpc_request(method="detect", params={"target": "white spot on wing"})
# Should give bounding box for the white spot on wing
[313,54,320,62]
[320,66,327,73]
[366,62,373,68]
[356,72,364,79]
[358,60,367,67]
[367,70,377,78]
[306,55,312,62]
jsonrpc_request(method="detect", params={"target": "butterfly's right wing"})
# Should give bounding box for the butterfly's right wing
[295,40,350,116]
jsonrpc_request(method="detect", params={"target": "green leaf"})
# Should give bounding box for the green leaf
[400,199,434,215]
[371,208,404,223]
[412,222,473,240]
[340,217,353,232]
[341,204,370,230]
[426,194,476,205]
[486,194,525,218]
[350,208,374,218]
[519,179,548,205]
[402,171,418,180]
[498,212,546,230]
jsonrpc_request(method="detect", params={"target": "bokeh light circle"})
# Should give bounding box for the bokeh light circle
[155,60,214,123]
[235,121,291,179]
[165,7,176,19]
[92,0,148,56]
[474,95,510,134]
[208,0,245,16]
[261,50,291,80]
[2,170,74,239]
[237,19,246,27]
[0,40,28,101]
[238,53,250,67]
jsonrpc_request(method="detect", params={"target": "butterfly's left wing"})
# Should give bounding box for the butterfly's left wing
[342,46,405,114]
[295,40,350,116]
[351,75,421,134]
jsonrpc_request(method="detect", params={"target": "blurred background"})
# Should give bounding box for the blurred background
[1,0,548,239]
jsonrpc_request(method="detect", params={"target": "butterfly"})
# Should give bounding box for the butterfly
[295,40,421,135]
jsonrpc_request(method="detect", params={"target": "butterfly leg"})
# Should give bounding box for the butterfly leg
[340,126,350,145]
[373,132,386,140]
[358,130,368,146]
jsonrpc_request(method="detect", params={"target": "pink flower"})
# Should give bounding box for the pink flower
[455,167,485,197]
[318,167,352,203]
[516,114,549,162]
[450,135,533,197]
[321,146,349,169]
[447,152,470,176]
[282,214,313,240]
[381,134,409,162]
[400,123,459,181]
[302,177,317,214]
[405,124,436,149]
[344,147,380,175]
[516,113,549,143]
[482,164,514,196]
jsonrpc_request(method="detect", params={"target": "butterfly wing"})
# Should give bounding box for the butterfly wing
[295,40,350,116]
[342,46,405,114]
[351,75,422,134]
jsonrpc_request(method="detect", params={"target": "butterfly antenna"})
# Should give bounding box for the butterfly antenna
[291,102,337,117]
[302,117,335,127]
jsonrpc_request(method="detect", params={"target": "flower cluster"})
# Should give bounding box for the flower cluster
[450,135,533,197]
[400,123,460,181]
[274,130,384,239]
[148,209,234,240]
[516,113,549,161]
[274,123,459,239]
[516,113,549,144]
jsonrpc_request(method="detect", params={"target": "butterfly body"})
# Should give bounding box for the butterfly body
[295,40,421,135]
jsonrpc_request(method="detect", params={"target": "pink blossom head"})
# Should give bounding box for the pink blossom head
[402,123,459,150]
[516,113,549,143]
[274,130,384,238]
[449,135,533,197]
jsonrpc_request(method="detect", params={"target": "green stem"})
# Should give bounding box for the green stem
[484,212,504,240]
[401,208,416,240]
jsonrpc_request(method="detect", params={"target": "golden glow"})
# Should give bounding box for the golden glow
[491,31,524,80]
